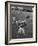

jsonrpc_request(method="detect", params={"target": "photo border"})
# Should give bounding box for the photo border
[5,1,37,45]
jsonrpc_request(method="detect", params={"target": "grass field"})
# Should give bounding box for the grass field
[10,8,33,39]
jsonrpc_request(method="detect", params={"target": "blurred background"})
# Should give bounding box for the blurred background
[10,5,33,39]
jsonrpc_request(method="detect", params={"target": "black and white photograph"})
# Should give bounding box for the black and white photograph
[5,1,37,45]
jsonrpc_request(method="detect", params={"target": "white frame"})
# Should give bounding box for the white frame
[5,1,37,44]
